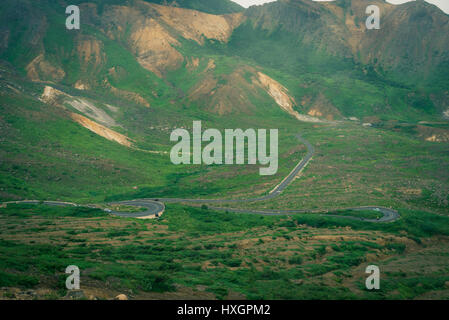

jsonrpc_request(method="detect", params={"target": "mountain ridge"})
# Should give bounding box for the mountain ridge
[0,0,448,131]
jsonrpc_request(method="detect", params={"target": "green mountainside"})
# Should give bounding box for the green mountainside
[0,0,448,203]
[1,0,449,301]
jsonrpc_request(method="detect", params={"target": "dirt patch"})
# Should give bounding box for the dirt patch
[186,57,200,71]
[74,80,89,90]
[205,59,216,72]
[306,93,342,121]
[70,112,133,147]
[398,188,422,196]
[129,18,184,77]
[150,3,244,45]
[102,2,243,77]
[40,86,119,127]
[416,125,449,142]
[254,72,324,123]
[26,54,65,82]
[76,36,105,70]
[67,98,118,127]
[188,70,258,115]
[40,85,66,104]
[103,78,151,107]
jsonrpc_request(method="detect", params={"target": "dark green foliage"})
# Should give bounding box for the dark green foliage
[0,271,39,288]
[1,204,106,218]
[164,205,277,235]
[288,255,303,265]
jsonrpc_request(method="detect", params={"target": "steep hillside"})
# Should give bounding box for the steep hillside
[225,0,449,118]
[1,1,449,303]
[0,0,448,203]
[1,0,448,123]
[0,0,323,123]
[144,0,244,14]
[240,0,449,82]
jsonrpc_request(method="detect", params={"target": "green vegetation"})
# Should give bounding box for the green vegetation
[1,203,449,299]
[0,0,448,300]
[324,209,381,220]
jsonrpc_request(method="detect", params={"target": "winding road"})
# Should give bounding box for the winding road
[1,135,400,223]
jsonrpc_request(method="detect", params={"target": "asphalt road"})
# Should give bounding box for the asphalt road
[1,200,165,219]
[146,134,314,204]
[1,135,400,222]
[115,134,399,222]
[107,200,165,218]
[203,206,399,223]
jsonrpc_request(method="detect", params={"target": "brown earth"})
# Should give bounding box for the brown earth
[103,78,151,108]
[254,72,324,123]
[100,2,244,77]
[129,18,184,77]
[76,35,105,71]
[26,54,66,82]
[70,112,133,147]
[416,125,449,142]
[150,3,244,44]
[306,93,342,121]
[187,69,255,115]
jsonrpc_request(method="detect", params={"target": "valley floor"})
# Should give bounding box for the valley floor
[1,105,448,299]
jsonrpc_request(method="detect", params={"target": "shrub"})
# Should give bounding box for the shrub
[288,255,303,265]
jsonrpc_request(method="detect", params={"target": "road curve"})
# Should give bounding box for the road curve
[1,200,164,219]
[118,134,399,223]
[204,206,399,223]
[108,200,165,218]
[144,135,314,205]
[1,135,400,223]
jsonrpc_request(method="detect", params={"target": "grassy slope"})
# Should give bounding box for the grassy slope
[0,93,170,202]
[0,0,448,300]
[222,21,442,122]
[1,203,449,299]
[0,0,447,217]
[0,1,313,203]
[0,1,447,213]
[234,122,449,215]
